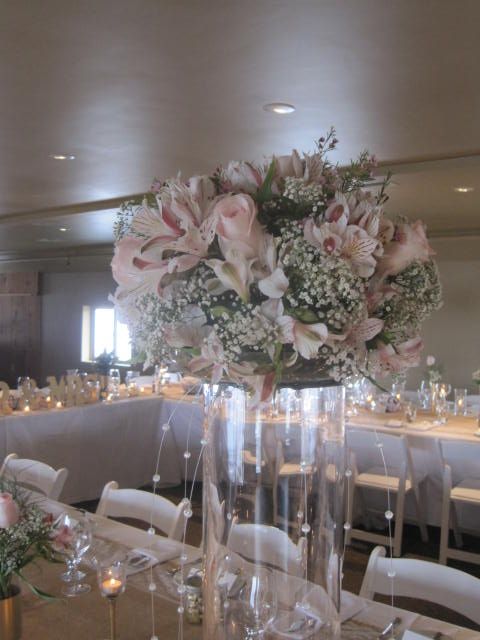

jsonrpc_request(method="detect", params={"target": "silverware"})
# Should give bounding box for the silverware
[378,616,402,639]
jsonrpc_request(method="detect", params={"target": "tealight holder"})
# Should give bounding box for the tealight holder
[97,562,126,640]
[454,388,468,416]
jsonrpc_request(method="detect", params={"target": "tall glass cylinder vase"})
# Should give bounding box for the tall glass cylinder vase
[203,381,345,640]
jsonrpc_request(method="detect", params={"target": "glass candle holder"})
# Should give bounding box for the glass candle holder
[454,388,467,416]
[97,562,126,640]
[404,402,417,423]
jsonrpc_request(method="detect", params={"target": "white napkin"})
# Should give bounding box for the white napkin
[125,548,160,575]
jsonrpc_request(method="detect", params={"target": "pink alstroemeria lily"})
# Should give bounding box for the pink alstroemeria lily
[340,226,378,278]
[347,317,384,345]
[376,336,424,373]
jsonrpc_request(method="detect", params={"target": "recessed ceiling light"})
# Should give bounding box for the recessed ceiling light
[50,154,75,160]
[263,102,296,115]
[454,186,474,193]
[59,227,69,232]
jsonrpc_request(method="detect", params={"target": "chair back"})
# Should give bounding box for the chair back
[227,521,305,576]
[438,440,480,485]
[96,481,187,540]
[347,429,410,478]
[0,453,68,500]
[360,546,480,625]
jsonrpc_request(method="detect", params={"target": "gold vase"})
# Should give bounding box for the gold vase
[0,586,22,640]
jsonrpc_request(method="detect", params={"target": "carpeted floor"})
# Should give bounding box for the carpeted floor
[77,482,480,633]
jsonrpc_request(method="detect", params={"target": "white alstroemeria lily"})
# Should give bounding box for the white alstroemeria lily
[340,226,378,277]
[206,248,254,303]
[278,316,329,360]
[164,304,208,349]
[258,267,289,298]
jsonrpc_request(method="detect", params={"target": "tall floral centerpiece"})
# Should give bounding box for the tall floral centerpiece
[111,131,442,638]
[112,130,441,400]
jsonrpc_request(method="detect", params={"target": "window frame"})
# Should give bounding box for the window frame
[81,305,132,364]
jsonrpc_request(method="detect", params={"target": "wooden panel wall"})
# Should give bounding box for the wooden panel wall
[0,272,41,386]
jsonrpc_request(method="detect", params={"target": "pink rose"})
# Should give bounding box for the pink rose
[0,493,19,529]
[214,194,265,259]
[377,220,435,278]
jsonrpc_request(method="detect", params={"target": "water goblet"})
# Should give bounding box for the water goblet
[53,512,92,596]
[231,566,277,637]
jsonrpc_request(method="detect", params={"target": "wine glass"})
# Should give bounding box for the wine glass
[53,512,93,597]
[108,368,121,400]
[17,376,31,395]
[231,566,277,637]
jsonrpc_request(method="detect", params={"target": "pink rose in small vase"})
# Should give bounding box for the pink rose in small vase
[0,492,20,528]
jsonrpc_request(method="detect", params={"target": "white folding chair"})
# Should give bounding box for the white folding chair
[96,481,188,541]
[227,521,306,576]
[438,439,480,565]
[0,453,68,500]
[360,546,480,625]
[346,429,428,556]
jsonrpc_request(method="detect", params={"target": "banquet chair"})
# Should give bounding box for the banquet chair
[438,439,480,565]
[360,545,480,625]
[96,481,188,541]
[0,453,68,500]
[227,521,306,576]
[346,429,428,556]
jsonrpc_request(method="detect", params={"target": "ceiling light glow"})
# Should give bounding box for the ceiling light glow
[454,186,474,193]
[59,227,68,232]
[263,102,296,115]
[50,154,75,160]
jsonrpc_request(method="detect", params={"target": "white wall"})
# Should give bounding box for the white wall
[40,271,116,383]
[406,236,480,392]
[38,237,480,391]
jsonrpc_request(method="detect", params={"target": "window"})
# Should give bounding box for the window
[82,306,132,363]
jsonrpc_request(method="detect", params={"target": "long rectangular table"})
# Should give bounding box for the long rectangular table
[0,393,204,503]
[20,499,478,639]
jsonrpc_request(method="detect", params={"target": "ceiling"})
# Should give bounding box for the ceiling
[1,0,480,270]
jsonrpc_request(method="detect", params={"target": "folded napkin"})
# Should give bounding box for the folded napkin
[125,548,160,575]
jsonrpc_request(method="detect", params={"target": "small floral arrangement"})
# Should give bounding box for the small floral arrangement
[425,355,442,384]
[94,350,115,376]
[0,479,57,599]
[473,369,480,386]
[111,130,442,402]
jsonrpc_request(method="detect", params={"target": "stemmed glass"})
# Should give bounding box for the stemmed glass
[97,561,126,640]
[230,566,277,637]
[53,512,93,597]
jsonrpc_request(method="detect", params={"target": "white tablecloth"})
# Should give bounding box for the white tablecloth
[0,394,204,503]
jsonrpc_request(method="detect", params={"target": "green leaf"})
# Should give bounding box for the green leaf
[209,306,232,318]
[15,571,57,602]
[290,308,320,323]
[256,159,276,203]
